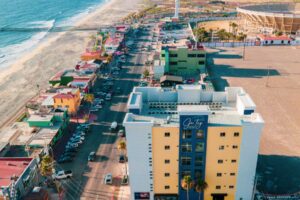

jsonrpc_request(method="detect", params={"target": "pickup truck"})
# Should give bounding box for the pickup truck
[52,170,73,180]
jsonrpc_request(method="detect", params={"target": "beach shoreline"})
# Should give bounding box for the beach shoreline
[0,0,143,127]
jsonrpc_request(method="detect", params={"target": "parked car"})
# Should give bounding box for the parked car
[52,170,73,180]
[90,107,99,112]
[88,152,96,161]
[118,129,125,137]
[104,173,113,184]
[68,140,83,145]
[63,152,76,157]
[71,135,85,141]
[94,104,102,109]
[105,94,112,101]
[65,147,78,153]
[110,121,118,131]
[74,131,85,137]
[57,156,73,164]
[121,175,129,185]
[66,143,79,149]
[119,155,127,163]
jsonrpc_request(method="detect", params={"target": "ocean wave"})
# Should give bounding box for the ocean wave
[0,0,106,69]
[0,20,55,69]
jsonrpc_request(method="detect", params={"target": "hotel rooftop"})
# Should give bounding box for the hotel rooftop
[124,85,263,126]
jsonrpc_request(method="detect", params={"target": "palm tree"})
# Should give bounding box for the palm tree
[118,140,126,153]
[118,140,127,175]
[181,175,194,200]
[195,179,208,200]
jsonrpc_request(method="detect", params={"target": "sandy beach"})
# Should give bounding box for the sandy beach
[0,0,143,127]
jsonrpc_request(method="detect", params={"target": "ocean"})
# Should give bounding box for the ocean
[0,0,106,68]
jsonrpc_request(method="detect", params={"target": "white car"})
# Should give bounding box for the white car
[52,170,73,180]
[71,135,85,140]
[90,107,99,112]
[110,121,118,130]
[104,173,113,184]
[105,94,112,101]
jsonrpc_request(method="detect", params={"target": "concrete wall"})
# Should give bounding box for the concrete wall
[178,89,201,103]
[205,126,243,200]
[235,120,264,200]
[123,120,154,200]
[152,126,179,195]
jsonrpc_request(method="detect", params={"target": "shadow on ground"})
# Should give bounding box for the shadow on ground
[206,50,281,91]
[256,155,300,194]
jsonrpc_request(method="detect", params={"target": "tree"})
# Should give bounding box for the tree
[84,94,94,103]
[118,140,127,175]
[229,22,238,38]
[181,175,194,200]
[40,155,53,177]
[118,140,126,152]
[143,69,150,78]
[237,32,247,41]
[195,179,208,200]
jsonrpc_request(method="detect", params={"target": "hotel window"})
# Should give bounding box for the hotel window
[219,145,224,150]
[233,145,238,149]
[220,132,226,137]
[198,61,205,65]
[164,173,170,177]
[195,142,205,152]
[181,142,192,152]
[218,159,223,164]
[188,54,196,57]
[231,159,237,163]
[165,185,170,190]
[181,156,191,165]
[216,185,221,189]
[230,173,236,176]
[234,132,240,137]
[182,130,192,139]
[197,54,205,58]
[165,132,170,137]
[61,99,63,103]
[181,171,191,178]
[165,159,170,164]
[162,54,165,57]
[229,185,234,189]
[170,61,178,65]
[165,145,170,150]
[217,173,222,177]
[195,156,204,166]
[196,130,204,139]
[169,54,178,57]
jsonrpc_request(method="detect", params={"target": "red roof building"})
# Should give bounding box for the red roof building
[0,158,39,199]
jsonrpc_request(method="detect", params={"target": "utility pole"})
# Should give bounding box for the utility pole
[243,38,246,61]
[266,66,270,87]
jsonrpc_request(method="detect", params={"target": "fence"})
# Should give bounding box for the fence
[202,41,258,48]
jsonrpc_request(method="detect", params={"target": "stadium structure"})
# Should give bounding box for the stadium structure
[237,3,300,34]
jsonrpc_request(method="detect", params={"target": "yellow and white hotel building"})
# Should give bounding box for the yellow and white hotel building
[123,85,264,200]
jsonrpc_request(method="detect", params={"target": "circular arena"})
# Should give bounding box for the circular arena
[237,3,300,34]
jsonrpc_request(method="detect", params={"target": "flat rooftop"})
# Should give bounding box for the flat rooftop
[0,157,33,187]
[125,86,263,127]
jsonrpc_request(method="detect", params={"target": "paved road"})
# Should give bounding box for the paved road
[55,25,154,200]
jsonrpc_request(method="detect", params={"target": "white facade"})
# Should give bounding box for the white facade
[124,86,264,200]
[153,60,165,80]
[174,0,180,19]
[123,114,154,200]
[236,114,264,200]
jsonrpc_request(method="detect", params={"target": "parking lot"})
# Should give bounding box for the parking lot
[51,24,155,200]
